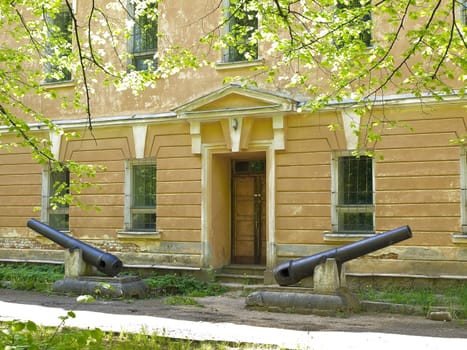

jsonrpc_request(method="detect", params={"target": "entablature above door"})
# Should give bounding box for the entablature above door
[173,84,297,154]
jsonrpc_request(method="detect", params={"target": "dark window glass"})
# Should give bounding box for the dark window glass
[234,160,265,174]
[44,7,72,82]
[337,155,373,232]
[130,5,158,71]
[49,168,70,231]
[338,156,373,205]
[336,0,372,47]
[224,2,258,62]
[130,162,156,231]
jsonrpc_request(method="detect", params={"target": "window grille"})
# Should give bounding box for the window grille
[129,4,158,71]
[126,159,156,231]
[44,7,72,82]
[335,155,374,232]
[223,0,258,62]
[44,167,70,231]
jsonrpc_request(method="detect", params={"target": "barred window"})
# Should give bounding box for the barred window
[125,159,156,231]
[44,6,72,83]
[461,0,467,25]
[42,167,70,231]
[334,154,374,232]
[223,0,258,63]
[335,0,372,47]
[129,3,158,71]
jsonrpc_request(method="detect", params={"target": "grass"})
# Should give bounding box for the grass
[0,263,64,291]
[0,263,280,349]
[357,285,467,318]
[0,318,278,349]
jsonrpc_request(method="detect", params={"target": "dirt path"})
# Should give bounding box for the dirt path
[0,288,466,339]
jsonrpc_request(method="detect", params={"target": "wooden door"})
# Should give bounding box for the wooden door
[232,160,266,265]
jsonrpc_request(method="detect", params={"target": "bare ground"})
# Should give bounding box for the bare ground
[0,288,466,339]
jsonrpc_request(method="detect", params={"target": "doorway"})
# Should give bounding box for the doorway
[231,159,266,265]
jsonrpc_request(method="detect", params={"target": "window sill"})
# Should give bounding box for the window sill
[452,234,467,244]
[323,232,375,242]
[40,80,75,89]
[215,58,265,70]
[117,231,161,240]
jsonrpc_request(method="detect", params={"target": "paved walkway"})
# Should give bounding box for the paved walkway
[1,300,466,349]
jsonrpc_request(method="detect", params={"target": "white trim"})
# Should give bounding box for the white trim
[200,144,210,267]
[272,115,285,150]
[341,109,360,150]
[189,121,202,154]
[215,59,265,70]
[132,125,147,159]
[41,166,51,223]
[266,142,276,268]
[123,160,132,230]
[304,92,465,111]
[173,84,297,116]
[0,113,177,133]
[49,131,62,160]
[229,117,242,152]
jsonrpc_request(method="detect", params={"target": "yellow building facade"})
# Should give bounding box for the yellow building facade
[0,1,465,285]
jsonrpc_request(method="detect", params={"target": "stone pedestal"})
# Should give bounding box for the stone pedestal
[64,248,94,277]
[246,258,359,315]
[313,258,346,294]
[53,248,149,298]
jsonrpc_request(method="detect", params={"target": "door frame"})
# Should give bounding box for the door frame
[201,144,277,270]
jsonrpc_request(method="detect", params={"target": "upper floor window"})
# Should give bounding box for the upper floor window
[223,0,259,63]
[335,0,372,47]
[42,167,70,231]
[125,159,156,231]
[129,3,158,71]
[461,0,467,25]
[44,5,72,83]
[332,153,374,233]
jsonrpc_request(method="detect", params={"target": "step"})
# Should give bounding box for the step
[215,265,266,285]
[216,273,264,285]
[218,264,266,276]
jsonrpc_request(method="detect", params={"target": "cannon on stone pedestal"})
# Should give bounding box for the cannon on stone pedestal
[27,218,123,277]
[273,225,412,286]
[247,225,413,314]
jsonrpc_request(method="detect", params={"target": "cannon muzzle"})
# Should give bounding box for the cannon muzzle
[273,225,412,286]
[27,218,123,277]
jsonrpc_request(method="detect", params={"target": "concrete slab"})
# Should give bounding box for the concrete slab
[52,276,148,298]
[0,301,466,349]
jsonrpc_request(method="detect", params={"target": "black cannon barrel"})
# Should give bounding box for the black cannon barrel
[27,218,123,277]
[273,225,412,286]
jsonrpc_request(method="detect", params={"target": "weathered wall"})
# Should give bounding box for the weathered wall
[275,102,467,278]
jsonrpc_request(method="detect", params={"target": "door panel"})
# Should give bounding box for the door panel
[232,163,266,265]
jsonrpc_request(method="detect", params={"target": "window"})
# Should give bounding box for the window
[461,0,467,25]
[129,3,158,71]
[125,159,156,231]
[333,154,374,232]
[223,0,258,63]
[44,5,72,83]
[335,0,372,47]
[42,167,70,231]
[461,147,467,233]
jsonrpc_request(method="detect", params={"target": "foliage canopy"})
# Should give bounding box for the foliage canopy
[0,0,465,196]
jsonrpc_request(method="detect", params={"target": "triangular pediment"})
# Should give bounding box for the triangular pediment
[174,84,297,118]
